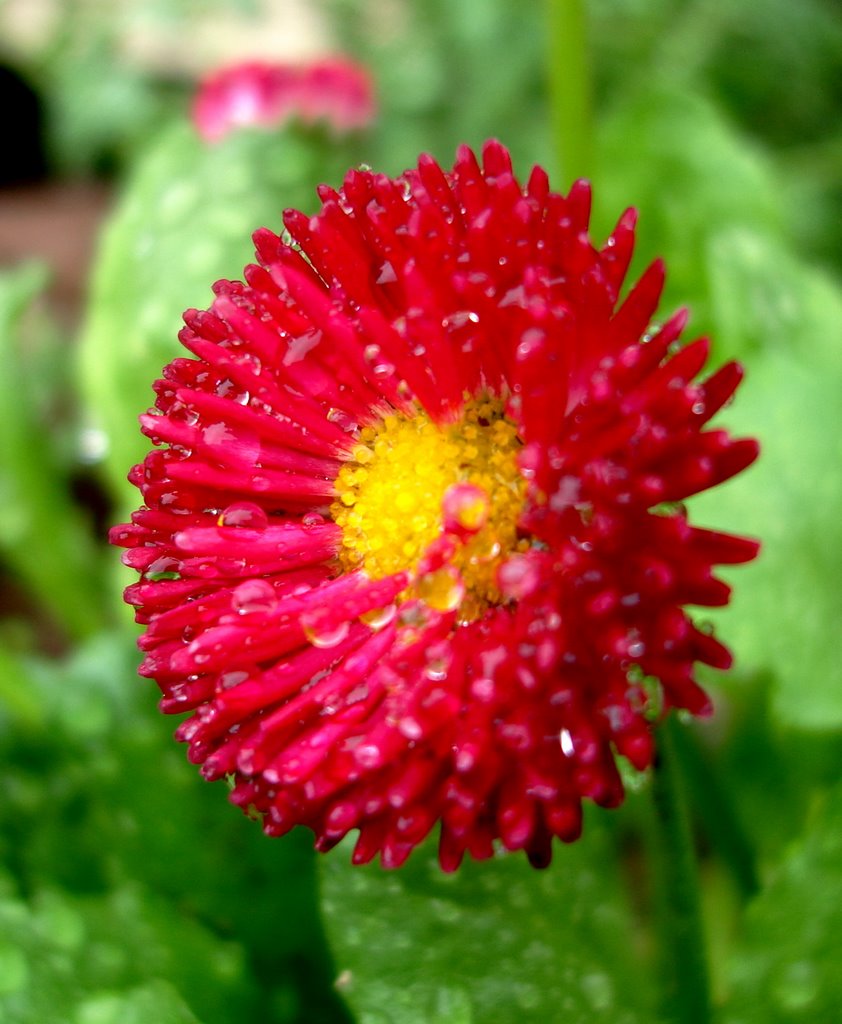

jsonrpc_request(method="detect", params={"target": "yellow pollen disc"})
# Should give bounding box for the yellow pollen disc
[331,396,528,621]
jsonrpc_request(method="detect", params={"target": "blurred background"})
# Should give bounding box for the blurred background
[1,1,841,1022]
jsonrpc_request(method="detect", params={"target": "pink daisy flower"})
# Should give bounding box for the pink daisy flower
[111,140,759,871]
[192,57,376,143]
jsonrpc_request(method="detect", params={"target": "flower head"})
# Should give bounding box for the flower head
[111,141,759,870]
[192,58,376,143]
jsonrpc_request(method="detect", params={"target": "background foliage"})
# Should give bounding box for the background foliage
[1,0,841,1021]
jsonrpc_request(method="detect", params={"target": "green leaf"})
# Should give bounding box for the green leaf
[690,229,842,729]
[0,630,342,1023]
[595,86,785,343]
[0,883,254,1024]
[321,823,654,1024]
[718,784,842,1022]
[70,981,203,1024]
[0,264,105,639]
[76,121,365,515]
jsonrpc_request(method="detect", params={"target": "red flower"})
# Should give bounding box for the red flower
[111,141,759,870]
[192,58,376,143]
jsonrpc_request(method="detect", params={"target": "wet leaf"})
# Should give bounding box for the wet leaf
[719,784,842,1022]
[691,230,842,729]
[321,824,653,1024]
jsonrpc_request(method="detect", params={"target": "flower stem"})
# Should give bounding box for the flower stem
[672,722,759,899]
[649,713,712,1024]
[546,0,593,184]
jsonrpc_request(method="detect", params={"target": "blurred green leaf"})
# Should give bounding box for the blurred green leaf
[0,882,255,1024]
[321,826,654,1024]
[77,121,366,516]
[691,229,842,729]
[0,264,105,639]
[0,630,344,1023]
[595,86,785,342]
[718,784,842,1023]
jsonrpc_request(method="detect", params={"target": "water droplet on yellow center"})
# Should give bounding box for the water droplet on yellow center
[331,396,528,621]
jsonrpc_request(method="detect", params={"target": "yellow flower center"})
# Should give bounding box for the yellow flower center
[331,396,528,622]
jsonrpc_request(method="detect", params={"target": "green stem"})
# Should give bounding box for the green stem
[649,714,712,1024]
[546,0,594,185]
[673,723,759,899]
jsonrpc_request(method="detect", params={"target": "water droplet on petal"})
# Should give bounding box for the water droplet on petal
[302,511,326,528]
[360,604,397,631]
[470,677,495,702]
[376,261,396,284]
[559,728,575,756]
[219,501,269,529]
[327,408,358,432]
[498,554,541,600]
[423,656,450,681]
[354,742,382,768]
[415,565,465,612]
[442,482,489,534]
[301,608,351,648]
[398,716,423,740]
[232,579,278,615]
[219,670,250,690]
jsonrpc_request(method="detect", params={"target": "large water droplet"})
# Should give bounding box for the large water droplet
[219,669,250,690]
[301,608,351,648]
[376,261,396,284]
[219,501,268,529]
[415,565,465,612]
[498,554,541,600]
[442,482,489,534]
[327,408,357,432]
[360,604,397,631]
[354,742,383,768]
[144,556,180,581]
[232,579,278,615]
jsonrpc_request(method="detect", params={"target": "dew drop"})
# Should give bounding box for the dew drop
[360,604,397,631]
[498,554,541,600]
[517,327,545,361]
[232,579,278,615]
[302,511,326,528]
[423,656,450,681]
[219,501,268,530]
[470,677,495,702]
[301,608,351,648]
[354,742,382,768]
[560,728,575,756]
[327,408,358,432]
[415,565,465,612]
[443,310,480,330]
[376,261,396,284]
[144,556,181,581]
[442,482,489,534]
[219,670,250,690]
[398,716,423,740]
